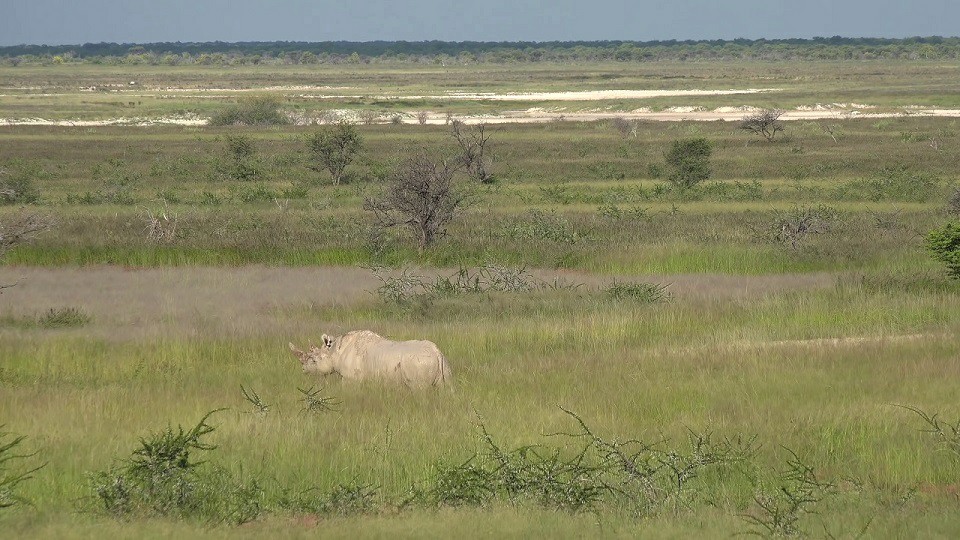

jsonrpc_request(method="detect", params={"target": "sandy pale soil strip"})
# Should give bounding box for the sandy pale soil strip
[4,107,959,127]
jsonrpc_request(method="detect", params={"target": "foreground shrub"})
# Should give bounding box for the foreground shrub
[0,428,45,510]
[412,410,759,516]
[88,410,263,524]
[209,96,287,126]
[926,221,960,279]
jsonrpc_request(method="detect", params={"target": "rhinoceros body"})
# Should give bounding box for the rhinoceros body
[289,330,452,388]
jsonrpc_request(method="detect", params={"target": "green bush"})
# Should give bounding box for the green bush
[305,122,363,185]
[0,162,41,204]
[665,138,712,190]
[221,134,261,181]
[209,96,288,126]
[926,221,960,279]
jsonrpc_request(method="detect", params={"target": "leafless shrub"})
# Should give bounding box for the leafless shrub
[611,116,637,138]
[142,205,178,244]
[416,111,429,125]
[363,153,466,252]
[0,213,52,261]
[444,112,454,125]
[929,137,942,151]
[752,205,838,250]
[451,121,494,183]
[368,265,427,304]
[740,109,785,141]
[0,213,52,292]
[359,110,380,125]
[819,123,841,144]
[741,448,835,537]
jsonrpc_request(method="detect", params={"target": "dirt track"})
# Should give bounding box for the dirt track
[0,266,836,337]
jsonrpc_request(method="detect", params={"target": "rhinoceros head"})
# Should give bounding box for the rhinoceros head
[289,336,336,375]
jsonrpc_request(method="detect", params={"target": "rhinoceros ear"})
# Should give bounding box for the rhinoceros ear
[288,342,306,362]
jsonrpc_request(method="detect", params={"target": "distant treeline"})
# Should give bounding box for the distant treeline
[2,37,959,65]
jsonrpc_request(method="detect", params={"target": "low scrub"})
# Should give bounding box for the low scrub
[368,264,582,306]
[503,210,583,244]
[604,280,671,303]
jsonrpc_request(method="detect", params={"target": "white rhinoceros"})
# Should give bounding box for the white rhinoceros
[289,330,452,388]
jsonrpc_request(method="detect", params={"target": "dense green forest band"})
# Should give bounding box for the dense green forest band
[2,37,959,65]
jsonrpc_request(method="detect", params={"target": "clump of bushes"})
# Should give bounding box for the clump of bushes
[209,96,288,126]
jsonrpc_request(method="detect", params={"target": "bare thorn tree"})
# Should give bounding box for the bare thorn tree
[740,109,786,141]
[1,212,53,292]
[819,123,841,144]
[416,111,429,125]
[363,153,466,253]
[451,120,494,183]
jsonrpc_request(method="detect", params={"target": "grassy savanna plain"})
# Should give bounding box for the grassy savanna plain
[1,60,960,538]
